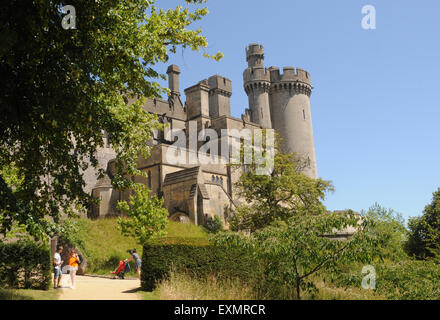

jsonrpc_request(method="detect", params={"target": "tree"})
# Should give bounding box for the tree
[361,203,408,262]
[0,0,222,239]
[216,147,384,299]
[214,212,384,299]
[405,188,440,259]
[229,149,334,233]
[116,184,168,245]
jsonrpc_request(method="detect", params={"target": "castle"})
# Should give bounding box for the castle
[85,44,318,226]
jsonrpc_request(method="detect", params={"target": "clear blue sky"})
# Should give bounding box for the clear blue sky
[156,0,440,221]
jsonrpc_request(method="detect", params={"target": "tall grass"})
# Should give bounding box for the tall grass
[0,288,59,300]
[152,270,383,300]
[156,270,256,300]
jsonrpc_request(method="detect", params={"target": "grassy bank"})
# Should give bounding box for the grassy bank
[72,218,208,274]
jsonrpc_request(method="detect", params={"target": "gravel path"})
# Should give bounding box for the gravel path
[58,275,141,300]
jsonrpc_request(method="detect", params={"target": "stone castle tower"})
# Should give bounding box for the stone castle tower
[87,43,318,222]
[244,44,317,178]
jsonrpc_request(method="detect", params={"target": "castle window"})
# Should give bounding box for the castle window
[212,175,215,182]
[303,109,306,120]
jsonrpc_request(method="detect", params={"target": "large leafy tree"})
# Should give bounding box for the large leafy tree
[405,187,440,259]
[218,149,384,299]
[0,0,221,239]
[230,150,334,233]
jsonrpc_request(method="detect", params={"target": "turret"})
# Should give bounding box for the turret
[184,80,210,120]
[208,75,232,118]
[243,44,272,129]
[269,66,317,178]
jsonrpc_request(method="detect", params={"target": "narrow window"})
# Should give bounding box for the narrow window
[147,171,152,189]
[303,109,306,120]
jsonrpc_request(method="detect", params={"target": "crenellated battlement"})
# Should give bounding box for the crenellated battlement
[243,67,271,84]
[207,75,232,97]
[246,43,265,68]
[269,66,311,85]
[246,43,264,58]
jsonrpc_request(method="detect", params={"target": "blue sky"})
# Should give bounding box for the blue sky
[156,0,440,221]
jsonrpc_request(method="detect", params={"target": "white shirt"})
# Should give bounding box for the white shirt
[54,252,61,269]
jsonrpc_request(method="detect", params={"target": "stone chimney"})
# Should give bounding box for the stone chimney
[167,64,181,95]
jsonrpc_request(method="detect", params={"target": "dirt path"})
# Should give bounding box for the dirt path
[58,275,141,300]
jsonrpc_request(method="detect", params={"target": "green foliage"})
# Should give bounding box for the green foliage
[405,187,440,259]
[230,149,334,233]
[337,259,440,300]
[376,260,440,299]
[0,0,221,240]
[0,241,51,290]
[57,218,86,249]
[141,239,257,292]
[360,203,408,261]
[215,212,386,299]
[204,215,223,233]
[117,184,169,245]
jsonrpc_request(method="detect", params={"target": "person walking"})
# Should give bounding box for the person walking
[68,249,80,289]
[53,245,63,289]
[125,249,141,280]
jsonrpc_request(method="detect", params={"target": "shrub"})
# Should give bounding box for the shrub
[0,241,51,290]
[331,259,440,300]
[141,238,258,291]
[204,215,223,234]
[376,260,440,299]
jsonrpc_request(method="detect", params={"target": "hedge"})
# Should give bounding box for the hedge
[141,237,258,291]
[0,241,51,290]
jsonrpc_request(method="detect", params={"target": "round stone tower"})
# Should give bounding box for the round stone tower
[269,66,317,179]
[243,44,272,129]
